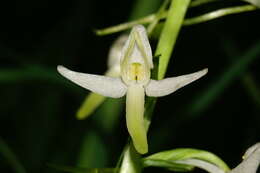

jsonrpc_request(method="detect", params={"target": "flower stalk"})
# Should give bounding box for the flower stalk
[95,5,257,36]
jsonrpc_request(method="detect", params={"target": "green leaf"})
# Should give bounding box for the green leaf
[143,159,194,172]
[243,0,260,7]
[143,148,230,172]
[0,137,27,173]
[48,164,116,173]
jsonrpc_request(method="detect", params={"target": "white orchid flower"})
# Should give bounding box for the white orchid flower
[57,25,208,154]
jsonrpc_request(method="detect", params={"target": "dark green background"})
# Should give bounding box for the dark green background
[0,0,259,172]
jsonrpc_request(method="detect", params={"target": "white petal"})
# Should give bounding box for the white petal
[126,84,148,154]
[175,159,225,173]
[120,25,153,68]
[145,68,208,97]
[133,25,153,69]
[230,142,260,173]
[243,142,260,159]
[57,65,127,98]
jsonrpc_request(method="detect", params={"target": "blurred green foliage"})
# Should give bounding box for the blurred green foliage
[0,0,259,173]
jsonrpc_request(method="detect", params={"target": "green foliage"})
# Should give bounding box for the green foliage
[143,148,230,172]
[1,0,259,173]
[0,137,27,173]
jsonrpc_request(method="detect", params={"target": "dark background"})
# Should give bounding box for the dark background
[0,0,259,173]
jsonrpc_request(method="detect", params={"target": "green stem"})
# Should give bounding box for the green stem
[183,5,257,25]
[96,0,161,36]
[155,0,191,80]
[189,0,221,8]
[95,14,156,35]
[119,144,142,173]
[142,0,192,135]
[95,5,257,36]
[147,0,170,35]
[144,0,191,148]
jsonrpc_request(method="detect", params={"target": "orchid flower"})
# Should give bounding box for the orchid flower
[57,25,208,154]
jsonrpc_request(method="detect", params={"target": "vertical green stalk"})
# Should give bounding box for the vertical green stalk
[119,145,142,173]
[155,0,191,80]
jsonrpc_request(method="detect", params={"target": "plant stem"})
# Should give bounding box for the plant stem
[95,14,156,35]
[189,0,220,8]
[95,5,257,36]
[155,0,191,80]
[183,5,257,25]
[144,0,191,149]
[119,144,142,173]
[142,0,192,137]
[147,0,170,35]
